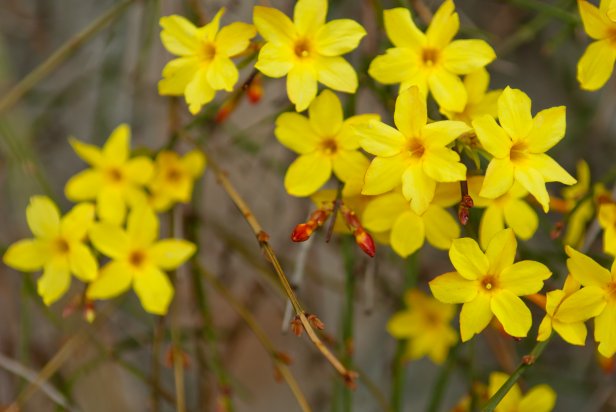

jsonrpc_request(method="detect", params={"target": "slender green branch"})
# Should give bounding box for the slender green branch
[427,344,459,412]
[507,0,578,24]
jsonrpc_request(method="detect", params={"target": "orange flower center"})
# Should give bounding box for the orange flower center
[202,43,217,60]
[509,142,528,163]
[423,310,441,328]
[129,250,147,268]
[106,167,124,183]
[406,138,425,159]
[320,138,338,155]
[166,167,183,183]
[421,48,440,66]
[606,281,616,301]
[53,238,70,255]
[481,275,498,292]
[294,38,312,59]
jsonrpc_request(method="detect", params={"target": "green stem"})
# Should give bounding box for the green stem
[507,0,578,24]
[340,237,357,412]
[427,343,459,412]
[481,337,552,411]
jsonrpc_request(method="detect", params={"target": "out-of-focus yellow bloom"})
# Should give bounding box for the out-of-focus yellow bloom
[3,196,97,305]
[275,90,377,196]
[362,185,460,257]
[65,124,153,225]
[565,246,616,357]
[253,0,366,112]
[577,1,616,90]
[429,229,551,341]
[561,160,594,247]
[468,176,538,249]
[488,372,556,412]
[472,87,576,212]
[368,1,495,112]
[355,86,470,214]
[599,202,616,256]
[148,150,206,211]
[159,10,256,114]
[387,289,457,364]
[87,206,196,315]
[440,68,501,125]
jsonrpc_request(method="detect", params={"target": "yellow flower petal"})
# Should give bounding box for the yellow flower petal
[518,385,557,412]
[61,203,95,241]
[577,39,616,91]
[159,57,200,95]
[185,67,216,114]
[87,261,133,300]
[514,166,550,212]
[387,312,420,337]
[38,258,71,305]
[485,228,517,275]
[503,198,538,240]
[150,240,196,270]
[479,206,504,250]
[103,124,130,163]
[357,121,405,157]
[383,8,426,49]
[556,286,606,322]
[491,290,531,338]
[65,170,104,201]
[390,211,425,257]
[596,302,616,357]
[127,206,159,248]
[394,86,426,138]
[27,196,60,239]
[428,67,467,112]
[426,0,459,49]
[253,6,297,44]
[362,154,408,195]
[275,113,320,154]
[309,90,343,136]
[526,106,566,153]
[565,245,612,287]
[472,115,512,158]
[68,137,104,166]
[442,39,495,74]
[460,292,492,341]
[422,120,471,148]
[216,22,256,57]
[207,56,239,91]
[529,154,576,185]
[160,15,200,56]
[422,147,466,182]
[287,62,318,111]
[315,55,358,93]
[464,68,489,103]
[338,114,380,150]
[402,164,436,214]
[200,8,224,41]
[537,316,553,342]
[423,205,459,250]
[69,243,98,282]
[124,156,154,185]
[368,48,419,84]
[449,237,489,280]
[579,0,612,40]
[294,0,327,36]
[480,158,514,199]
[255,43,294,78]
[182,150,206,177]
[429,271,478,304]
[499,87,533,140]
[134,265,174,315]
[362,193,408,232]
[332,150,369,183]
[499,260,551,295]
[284,152,331,196]
[97,188,126,225]
[90,222,130,260]
[3,239,51,271]
[315,19,366,56]
[553,320,587,346]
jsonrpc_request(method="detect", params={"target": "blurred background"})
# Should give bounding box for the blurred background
[0,0,615,411]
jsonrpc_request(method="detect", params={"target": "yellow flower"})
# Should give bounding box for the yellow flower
[440,68,501,125]
[468,176,538,249]
[599,202,616,256]
[561,160,594,247]
[387,289,457,364]
[3,196,97,305]
[577,1,616,90]
[488,372,556,412]
[565,246,616,357]
[356,86,470,215]
[275,90,377,196]
[253,0,366,111]
[368,2,495,112]
[65,124,154,226]
[87,206,196,315]
[362,185,460,257]
[472,87,576,213]
[159,10,256,114]
[429,229,552,341]
[148,150,206,211]
[537,275,595,345]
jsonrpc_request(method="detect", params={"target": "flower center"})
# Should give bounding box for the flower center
[421,48,440,67]
[406,138,425,159]
[424,310,440,328]
[606,282,616,302]
[202,42,216,60]
[106,167,124,183]
[509,142,528,163]
[166,167,183,183]
[294,38,312,59]
[481,275,498,292]
[53,238,70,255]
[129,250,147,268]
[320,138,338,155]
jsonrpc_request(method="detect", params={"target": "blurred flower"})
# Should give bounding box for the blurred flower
[159,10,256,114]
[430,229,551,341]
[253,0,366,111]
[560,160,595,247]
[387,289,457,364]
[565,246,616,357]
[440,68,501,125]
[368,2,495,112]
[577,1,616,91]
[65,124,153,225]
[487,372,556,412]
[468,176,538,249]
[355,86,470,214]
[472,87,576,212]
[3,196,97,305]
[148,150,206,211]
[87,206,196,315]
[599,202,616,256]
[275,90,377,196]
